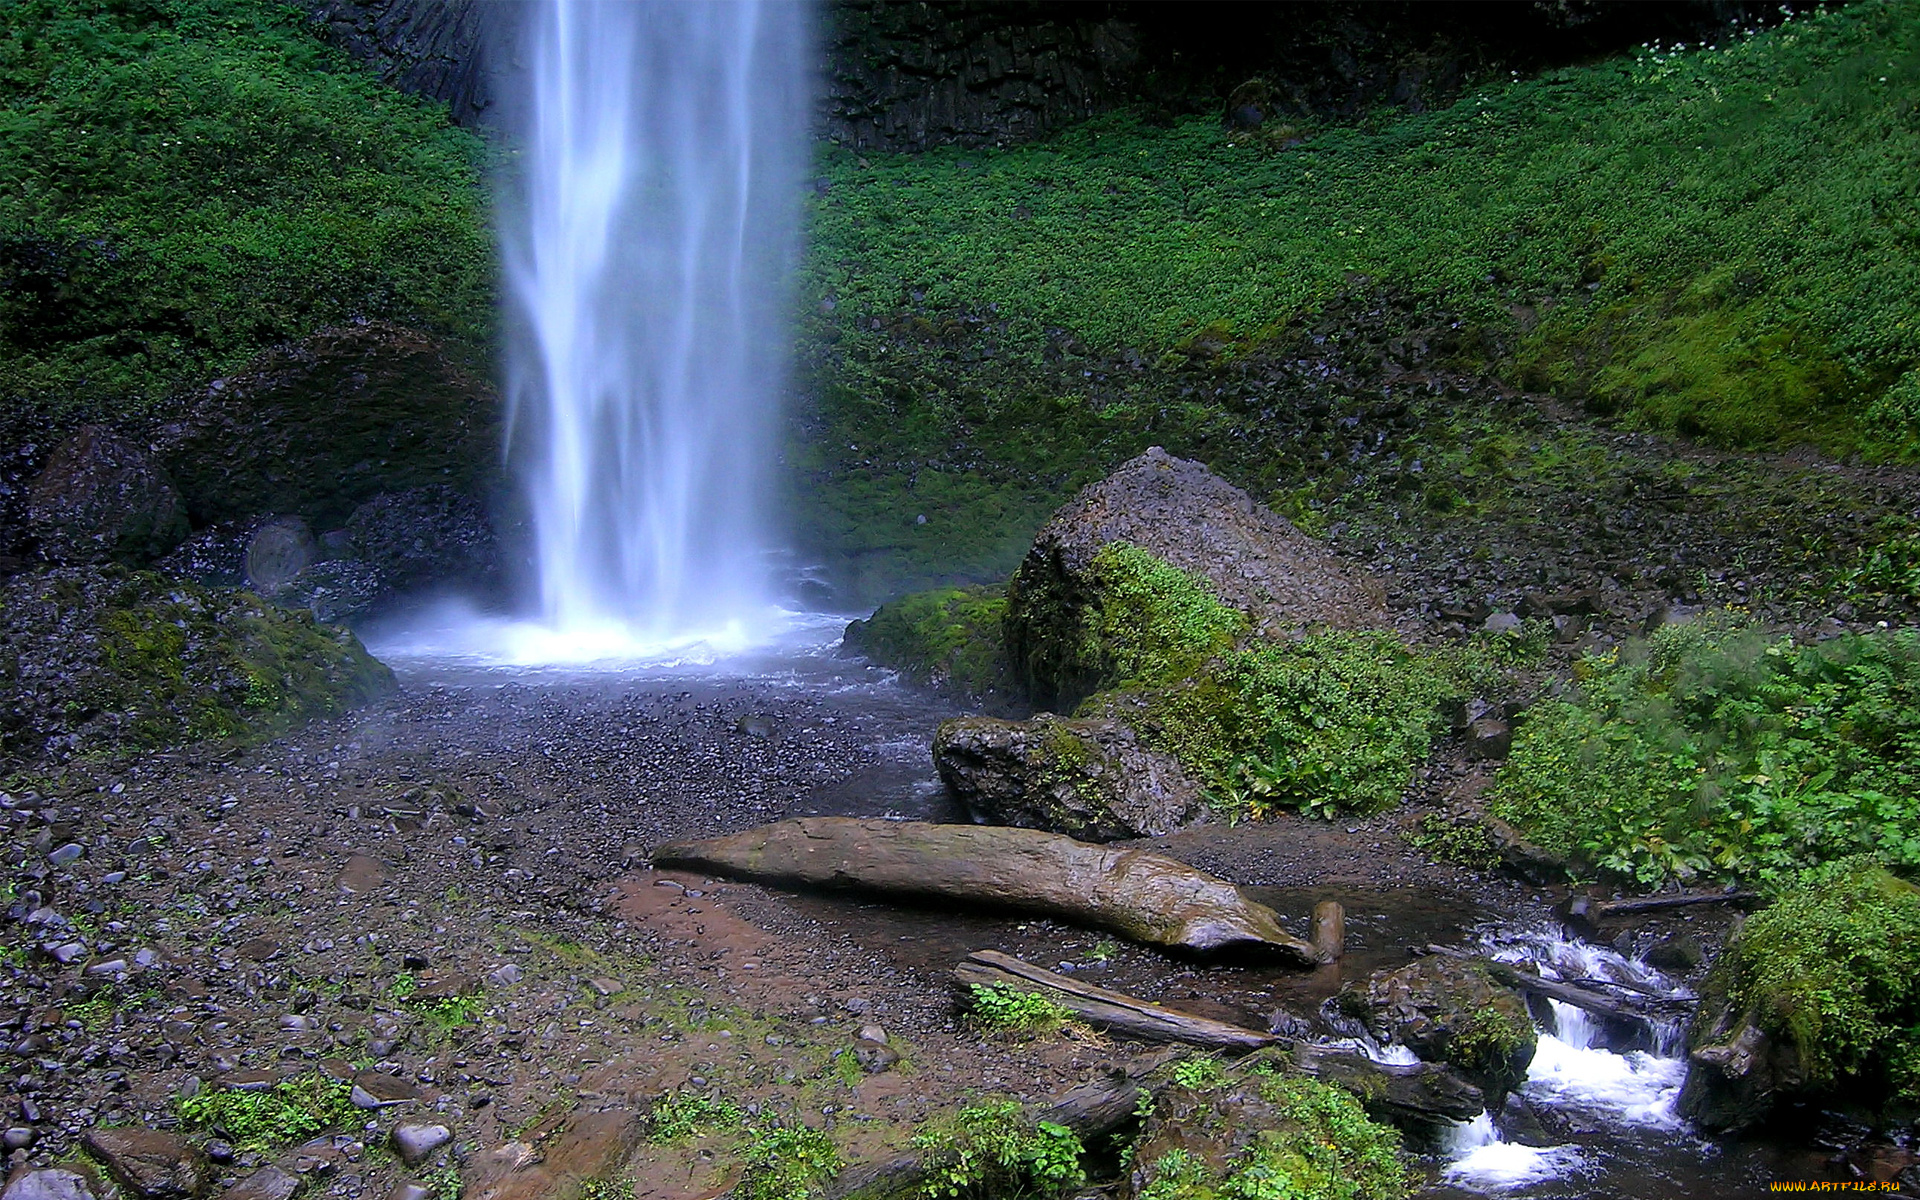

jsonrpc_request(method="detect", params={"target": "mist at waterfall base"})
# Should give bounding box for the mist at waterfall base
[392,0,815,667]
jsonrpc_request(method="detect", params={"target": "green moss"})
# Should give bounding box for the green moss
[843,585,1012,696]
[1132,1071,1407,1200]
[1703,860,1920,1104]
[0,0,494,419]
[1080,543,1248,690]
[0,567,393,763]
[1489,617,1920,884]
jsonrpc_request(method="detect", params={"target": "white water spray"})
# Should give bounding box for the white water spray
[502,0,811,656]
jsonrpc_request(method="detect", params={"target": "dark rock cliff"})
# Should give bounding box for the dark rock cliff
[307,0,1779,148]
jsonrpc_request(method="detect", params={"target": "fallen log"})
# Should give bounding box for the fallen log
[1588,890,1763,918]
[1425,945,1690,1026]
[955,949,1279,1051]
[653,817,1318,961]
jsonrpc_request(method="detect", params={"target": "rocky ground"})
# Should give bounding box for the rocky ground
[0,630,1619,1200]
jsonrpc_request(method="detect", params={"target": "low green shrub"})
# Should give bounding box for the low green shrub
[911,1099,1086,1199]
[646,1092,743,1142]
[176,1072,355,1149]
[1490,616,1920,884]
[966,983,1072,1036]
[737,1125,841,1200]
[1702,859,1920,1104]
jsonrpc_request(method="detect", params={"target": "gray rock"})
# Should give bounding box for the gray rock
[935,712,1206,842]
[218,1165,299,1200]
[1466,716,1512,761]
[485,963,523,988]
[82,1127,206,1199]
[0,1169,97,1200]
[387,1185,434,1200]
[1005,446,1387,707]
[857,1024,888,1045]
[852,1038,899,1074]
[27,425,188,566]
[392,1123,453,1166]
[48,942,87,964]
[83,959,128,976]
[1482,610,1523,636]
[244,517,316,596]
[1355,956,1537,1106]
[46,844,81,866]
[3,1127,33,1150]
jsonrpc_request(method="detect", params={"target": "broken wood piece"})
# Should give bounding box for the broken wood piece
[653,817,1319,961]
[1588,890,1763,918]
[955,949,1279,1051]
[1310,900,1345,964]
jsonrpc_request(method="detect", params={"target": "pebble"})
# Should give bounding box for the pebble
[485,963,523,987]
[2,1128,32,1150]
[46,845,81,867]
[219,1165,298,1200]
[0,1169,95,1200]
[82,959,127,976]
[387,1185,433,1200]
[48,943,87,965]
[391,1123,452,1166]
[858,1024,889,1045]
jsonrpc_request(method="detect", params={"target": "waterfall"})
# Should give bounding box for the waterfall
[502,0,811,654]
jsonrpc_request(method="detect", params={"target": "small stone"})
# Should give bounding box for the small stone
[278,1014,320,1031]
[852,1038,899,1074]
[236,937,280,962]
[842,997,872,1015]
[46,844,82,867]
[225,1069,280,1092]
[83,1127,206,1199]
[205,1140,235,1164]
[1482,611,1523,636]
[3,1127,33,1150]
[391,1123,452,1166]
[218,1165,298,1200]
[352,1071,422,1105]
[336,855,389,895]
[484,963,523,988]
[49,942,87,965]
[83,959,128,976]
[101,872,127,885]
[0,1168,96,1200]
[857,1024,888,1045]
[587,977,624,997]
[388,1185,433,1200]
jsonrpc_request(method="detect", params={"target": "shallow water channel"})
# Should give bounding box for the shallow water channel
[367,613,1851,1197]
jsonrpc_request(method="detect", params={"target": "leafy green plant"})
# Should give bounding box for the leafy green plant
[1169,1056,1229,1091]
[911,1100,1086,1199]
[966,983,1073,1036]
[424,1164,462,1200]
[737,1126,842,1200]
[646,1092,744,1142]
[176,1072,355,1150]
[1404,813,1502,870]
[1491,616,1920,884]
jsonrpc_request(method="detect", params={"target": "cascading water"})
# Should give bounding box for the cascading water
[501,0,812,658]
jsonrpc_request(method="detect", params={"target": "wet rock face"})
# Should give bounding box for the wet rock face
[933,712,1206,841]
[346,485,497,592]
[26,426,187,566]
[153,321,499,534]
[1356,956,1537,1105]
[1005,446,1386,706]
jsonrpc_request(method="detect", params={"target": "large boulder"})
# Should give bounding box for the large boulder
[1351,955,1537,1105]
[26,426,187,565]
[153,321,499,531]
[1123,1058,1407,1200]
[0,567,393,764]
[1005,447,1386,707]
[1678,863,1920,1132]
[934,713,1205,841]
[80,1128,206,1199]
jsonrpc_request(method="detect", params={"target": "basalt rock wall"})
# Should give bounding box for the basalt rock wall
[307,0,1780,149]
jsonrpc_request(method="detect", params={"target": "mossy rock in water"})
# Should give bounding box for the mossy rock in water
[933,712,1206,841]
[0,567,393,764]
[1004,447,1384,709]
[841,584,1015,700]
[1352,956,1536,1106]
[1679,860,1920,1131]
[1124,1060,1408,1200]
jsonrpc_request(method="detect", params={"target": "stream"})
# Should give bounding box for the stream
[364,611,1838,1197]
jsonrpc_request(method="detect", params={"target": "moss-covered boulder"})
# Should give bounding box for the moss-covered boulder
[1679,861,1920,1131]
[0,567,393,764]
[1124,1059,1408,1200]
[933,712,1205,841]
[153,322,499,531]
[1005,447,1385,708]
[1351,956,1537,1106]
[841,584,1015,699]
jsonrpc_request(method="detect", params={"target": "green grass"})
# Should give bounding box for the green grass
[0,0,494,420]
[1490,616,1920,885]
[176,1072,355,1150]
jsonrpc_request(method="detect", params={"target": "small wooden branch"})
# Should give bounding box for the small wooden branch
[955,949,1279,1051]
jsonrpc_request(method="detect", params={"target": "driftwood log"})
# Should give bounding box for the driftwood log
[956,949,1280,1051]
[653,817,1319,961]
